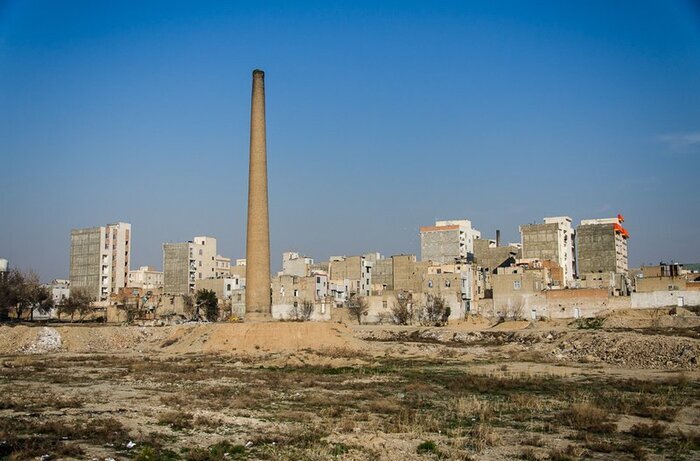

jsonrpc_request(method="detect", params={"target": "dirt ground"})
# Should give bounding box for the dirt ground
[1,309,699,460]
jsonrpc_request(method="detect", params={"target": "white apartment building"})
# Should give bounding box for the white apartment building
[69,222,131,301]
[128,266,164,289]
[215,255,232,278]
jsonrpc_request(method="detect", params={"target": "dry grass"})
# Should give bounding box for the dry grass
[560,402,616,434]
[0,352,698,460]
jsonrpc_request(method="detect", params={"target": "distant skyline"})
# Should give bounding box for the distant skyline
[1,1,699,282]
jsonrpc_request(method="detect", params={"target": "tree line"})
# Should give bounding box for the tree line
[0,269,95,321]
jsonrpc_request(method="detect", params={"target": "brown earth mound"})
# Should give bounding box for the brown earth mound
[0,322,363,356]
[159,322,362,354]
[597,308,700,329]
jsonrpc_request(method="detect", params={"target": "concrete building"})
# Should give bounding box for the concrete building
[329,255,372,297]
[280,251,313,277]
[128,266,164,289]
[371,257,393,294]
[215,255,232,278]
[520,216,576,287]
[420,219,481,264]
[196,276,244,300]
[0,259,7,283]
[50,279,71,305]
[69,222,131,301]
[422,262,475,315]
[491,264,551,319]
[473,237,521,274]
[163,236,217,295]
[634,263,697,292]
[577,215,629,275]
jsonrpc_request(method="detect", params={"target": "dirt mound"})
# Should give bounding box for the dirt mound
[159,322,363,354]
[0,322,363,356]
[547,331,699,370]
[490,320,531,331]
[597,308,700,329]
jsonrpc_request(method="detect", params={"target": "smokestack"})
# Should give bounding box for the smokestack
[245,69,272,319]
[496,229,501,247]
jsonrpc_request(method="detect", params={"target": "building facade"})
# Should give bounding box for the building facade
[577,216,629,275]
[420,219,481,264]
[69,222,131,301]
[520,216,576,287]
[163,236,217,295]
[128,266,164,289]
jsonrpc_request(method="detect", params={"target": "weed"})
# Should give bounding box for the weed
[158,411,194,430]
[519,447,539,460]
[417,440,438,454]
[560,402,616,434]
[628,422,667,439]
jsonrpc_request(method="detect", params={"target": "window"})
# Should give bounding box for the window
[428,280,433,288]
[199,249,202,256]
[293,289,299,297]
[316,276,321,283]
[445,280,451,287]
[227,284,231,291]
[513,280,521,290]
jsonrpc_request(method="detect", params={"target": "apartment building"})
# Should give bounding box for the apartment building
[520,216,576,287]
[420,219,481,264]
[163,236,217,295]
[128,266,164,289]
[69,222,131,301]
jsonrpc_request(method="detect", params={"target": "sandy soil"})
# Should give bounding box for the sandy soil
[1,309,699,460]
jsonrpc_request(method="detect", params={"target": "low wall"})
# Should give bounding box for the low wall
[475,288,631,320]
[271,302,333,321]
[632,290,700,309]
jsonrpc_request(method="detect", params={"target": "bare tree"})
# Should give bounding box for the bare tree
[300,299,314,321]
[288,299,314,321]
[420,295,451,326]
[116,291,141,323]
[346,295,369,325]
[182,294,195,320]
[390,292,414,325]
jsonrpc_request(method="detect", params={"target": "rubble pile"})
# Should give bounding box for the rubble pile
[550,332,699,370]
[19,327,62,354]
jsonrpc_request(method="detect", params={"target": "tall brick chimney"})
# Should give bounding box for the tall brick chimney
[245,69,272,319]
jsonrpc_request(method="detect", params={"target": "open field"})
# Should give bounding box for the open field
[1,312,699,460]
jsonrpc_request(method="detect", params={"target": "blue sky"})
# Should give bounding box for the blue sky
[1,0,699,281]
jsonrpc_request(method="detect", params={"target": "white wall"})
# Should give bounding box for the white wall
[632,290,700,309]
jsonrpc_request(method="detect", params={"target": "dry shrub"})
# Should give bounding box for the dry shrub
[390,408,442,434]
[366,397,404,414]
[521,435,544,447]
[450,395,494,426]
[561,402,616,434]
[193,414,223,431]
[628,422,667,439]
[508,393,543,412]
[519,447,540,460]
[158,410,194,430]
[334,416,356,433]
[466,423,498,452]
[548,445,586,461]
[160,393,190,408]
